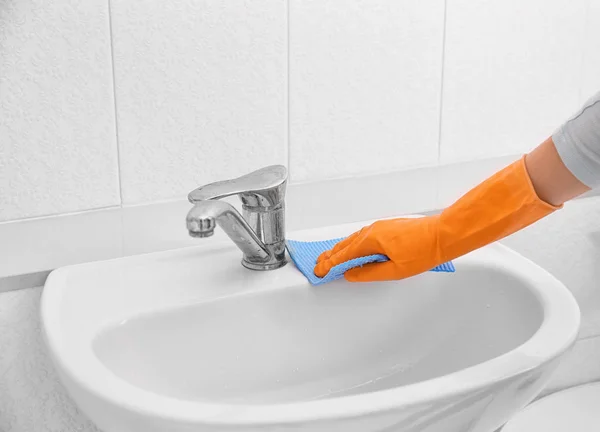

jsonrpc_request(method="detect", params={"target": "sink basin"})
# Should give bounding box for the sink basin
[41,219,580,432]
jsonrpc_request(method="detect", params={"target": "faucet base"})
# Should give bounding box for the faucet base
[242,258,288,271]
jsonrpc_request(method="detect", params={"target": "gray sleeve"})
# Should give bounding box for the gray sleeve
[552,90,600,188]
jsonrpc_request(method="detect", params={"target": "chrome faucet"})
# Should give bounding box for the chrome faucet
[186,165,288,270]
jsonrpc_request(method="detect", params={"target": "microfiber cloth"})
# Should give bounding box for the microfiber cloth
[286,238,455,286]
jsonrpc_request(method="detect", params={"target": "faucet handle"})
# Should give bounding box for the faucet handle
[188,165,287,208]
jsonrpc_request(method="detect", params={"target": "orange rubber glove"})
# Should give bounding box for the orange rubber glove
[314,156,560,282]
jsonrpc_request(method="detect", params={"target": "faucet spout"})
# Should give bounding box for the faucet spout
[186,201,271,268]
[186,165,288,271]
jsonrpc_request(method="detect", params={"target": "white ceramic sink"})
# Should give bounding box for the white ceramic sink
[41,219,580,432]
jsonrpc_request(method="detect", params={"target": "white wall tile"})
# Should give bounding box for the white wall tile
[581,0,600,100]
[0,0,120,222]
[110,1,286,204]
[440,0,588,163]
[0,287,100,432]
[289,0,445,182]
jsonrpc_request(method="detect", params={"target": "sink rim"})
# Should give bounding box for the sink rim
[41,241,580,426]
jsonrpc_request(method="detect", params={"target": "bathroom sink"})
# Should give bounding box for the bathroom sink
[41,219,580,432]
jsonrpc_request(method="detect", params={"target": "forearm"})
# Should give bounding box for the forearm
[525,90,600,206]
[525,137,590,206]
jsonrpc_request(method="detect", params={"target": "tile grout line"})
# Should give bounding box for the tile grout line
[0,204,121,225]
[578,0,592,104]
[436,0,448,164]
[107,0,125,206]
[286,0,292,180]
[434,0,449,208]
[0,153,553,225]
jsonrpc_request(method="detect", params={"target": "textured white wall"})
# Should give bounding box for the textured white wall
[0,0,120,221]
[0,287,99,432]
[109,0,287,204]
[2,0,599,221]
[440,0,588,163]
[581,0,600,100]
[288,0,444,182]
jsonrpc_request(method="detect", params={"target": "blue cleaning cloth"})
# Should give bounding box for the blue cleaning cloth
[286,237,455,286]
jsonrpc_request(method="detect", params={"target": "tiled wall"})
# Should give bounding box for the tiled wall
[0,1,120,221]
[582,0,600,98]
[110,1,287,203]
[1,0,599,222]
[289,0,444,181]
[440,0,589,163]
